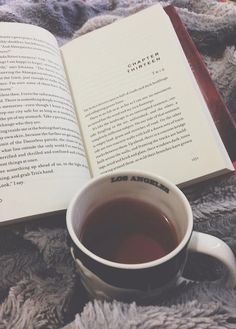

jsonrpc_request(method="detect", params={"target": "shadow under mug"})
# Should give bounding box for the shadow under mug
[66,171,236,302]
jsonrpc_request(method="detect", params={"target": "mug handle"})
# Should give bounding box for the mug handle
[188,231,236,288]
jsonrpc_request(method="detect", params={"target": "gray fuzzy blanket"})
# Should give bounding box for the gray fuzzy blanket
[0,0,236,328]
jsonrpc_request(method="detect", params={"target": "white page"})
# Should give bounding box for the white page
[0,23,90,223]
[62,4,233,186]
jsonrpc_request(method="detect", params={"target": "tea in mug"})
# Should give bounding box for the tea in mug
[80,197,178,264]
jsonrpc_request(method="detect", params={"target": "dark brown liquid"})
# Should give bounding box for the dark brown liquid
[80,198,178,264]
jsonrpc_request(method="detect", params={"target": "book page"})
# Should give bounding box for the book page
[62,4,233,186]
[0,23,90,223]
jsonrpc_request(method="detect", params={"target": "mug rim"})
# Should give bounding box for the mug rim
[66,170,193,270]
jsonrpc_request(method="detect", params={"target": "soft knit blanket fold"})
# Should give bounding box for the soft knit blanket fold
[0,0,236,328]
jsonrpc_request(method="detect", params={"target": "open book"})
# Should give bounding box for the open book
[0,4,235,224]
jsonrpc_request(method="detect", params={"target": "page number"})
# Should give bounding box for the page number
[192,156,199,162]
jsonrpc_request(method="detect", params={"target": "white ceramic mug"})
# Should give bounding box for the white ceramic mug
[66,171,236,302]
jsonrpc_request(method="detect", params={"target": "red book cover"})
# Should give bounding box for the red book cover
[164,5,236,162]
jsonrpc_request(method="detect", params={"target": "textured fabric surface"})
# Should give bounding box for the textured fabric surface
[0,0,236,328]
